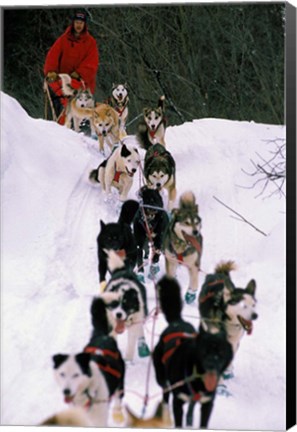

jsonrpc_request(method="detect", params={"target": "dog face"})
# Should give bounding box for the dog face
[120,144,140,176]
[93,110,115,137]
[143,107,163,131]
[99,221,127,251]
[102,284,143,334]
[112,83,128,102]
[173,212,202,241]
[52,353,92,403]
[75,89,94,108]
[147,167,170,190]
[102,281,143,333]
[225,280,258,332]
[138,186,164,220]
[196,330,233,392]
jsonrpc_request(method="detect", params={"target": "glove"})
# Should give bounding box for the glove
[70,71,80,80]
[46,71,58,82]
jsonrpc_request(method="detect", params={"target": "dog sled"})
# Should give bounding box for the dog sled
[43,75,84,125]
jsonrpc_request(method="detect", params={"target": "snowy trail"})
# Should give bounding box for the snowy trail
[1,93,286,429]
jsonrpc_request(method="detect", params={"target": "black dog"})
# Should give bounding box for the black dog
[153,276,233,429]
[97,200,139,290]
[133,186,169,281]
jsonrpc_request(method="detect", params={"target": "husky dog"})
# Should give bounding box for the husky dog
[97,200,139,291]
[100,250,150,361]
[153,276,233,429]
[89,143,140,202]
[199,261,258,377]
[144,143,177,210]
[133,186,170,281]
[125,401,173,428]
[137,96,166,149]
[52,297,125,427]
[59,73,95,133]
[163,191,203,304]
[92,103,121,154]
[108,83,129,139]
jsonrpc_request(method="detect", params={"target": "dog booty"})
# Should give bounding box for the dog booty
[138,337,150,357]
[185,290,197,304]
[137,272,145,283]
[216,383,233,397]
[112,406,125,424]
[148,263,160,280]
[99,280,107,293]
[223,368,234,380]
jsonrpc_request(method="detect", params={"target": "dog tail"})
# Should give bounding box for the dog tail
[105,249,125,273]
[215,260,236,275]
[90,297,110,334]
[136,123,152,150]
[157,276,183,323]
[89,168,99,183]
[58,73,76,97]
[158,95,166,112]
[179,190,197,208]
[118,200,139,225]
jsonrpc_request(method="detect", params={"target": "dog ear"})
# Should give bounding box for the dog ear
[75,353,91,376]
[100,220,105,229]
[52,354,68,369]
[121,144,132,158]
[245,279,256,296]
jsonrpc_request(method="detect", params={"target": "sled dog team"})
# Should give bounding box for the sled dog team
[44,75,258,429]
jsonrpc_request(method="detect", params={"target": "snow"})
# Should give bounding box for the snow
[1,91,286,430]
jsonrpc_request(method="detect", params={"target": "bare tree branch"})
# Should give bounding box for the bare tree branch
[213,195,268,236]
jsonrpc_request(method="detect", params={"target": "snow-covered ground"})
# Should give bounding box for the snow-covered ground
[1,91,286,430]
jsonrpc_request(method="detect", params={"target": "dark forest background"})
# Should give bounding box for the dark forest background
[3,3,285,132]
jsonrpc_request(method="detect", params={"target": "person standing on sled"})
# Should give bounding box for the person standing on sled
[44,11,99,125]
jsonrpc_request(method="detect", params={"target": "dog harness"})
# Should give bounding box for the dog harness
[113,163,134,183]
[167,231,202,263]
[161,331,196,365]
[84,346,122,378]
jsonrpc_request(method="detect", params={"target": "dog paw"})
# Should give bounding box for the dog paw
[223,369,235,380]
[216,383,233,397]
[185,290,197,304]
[147,263,160,280]
[136,272,145,283]
[138,337,150,357]
[99,280,107,293]
[112,406,125,424]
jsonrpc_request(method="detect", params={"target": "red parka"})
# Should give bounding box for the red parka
[44,25,99,94]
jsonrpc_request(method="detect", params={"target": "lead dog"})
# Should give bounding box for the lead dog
[89,143,140,202]
[52,297,125,427]
[163,191,203,304]
[137,96,166,149]
[153,276,233,429]
[199,261,258,377]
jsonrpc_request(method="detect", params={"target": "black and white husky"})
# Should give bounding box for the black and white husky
[52,297,125,427]
[108,83,129,139]
[100,250,150,361]
[199,261,258,377]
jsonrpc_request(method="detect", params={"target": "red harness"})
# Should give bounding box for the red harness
[84,346,122,378]
[161,331,196,365]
